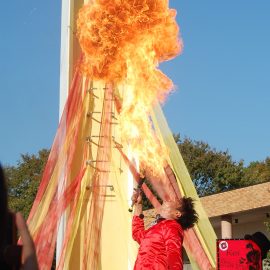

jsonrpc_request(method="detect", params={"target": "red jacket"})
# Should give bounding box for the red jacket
[132,216,184,270]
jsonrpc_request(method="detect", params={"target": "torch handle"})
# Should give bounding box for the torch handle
[128,177,145,212]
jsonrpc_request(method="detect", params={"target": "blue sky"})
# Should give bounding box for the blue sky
[0,1,269,166]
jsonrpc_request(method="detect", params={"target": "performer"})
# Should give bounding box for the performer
[131,190,198,270]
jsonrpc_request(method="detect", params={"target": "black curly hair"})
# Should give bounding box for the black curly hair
[176,197,198,230]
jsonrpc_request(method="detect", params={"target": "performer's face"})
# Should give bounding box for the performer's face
[158,200,182,220]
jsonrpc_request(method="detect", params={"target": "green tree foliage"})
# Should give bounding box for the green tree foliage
[5,149,50,218]
[242,158,270,185]
[174,134,270,196]
[174,134,245,196]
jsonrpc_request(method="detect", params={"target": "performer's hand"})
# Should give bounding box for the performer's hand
[131,189,142,205]
[15,212,39,270]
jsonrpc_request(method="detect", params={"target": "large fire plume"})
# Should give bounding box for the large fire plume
[77,0,182,175]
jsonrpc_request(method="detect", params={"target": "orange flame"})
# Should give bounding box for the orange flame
[77,0,182,175]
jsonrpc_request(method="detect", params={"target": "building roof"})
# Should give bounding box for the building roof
[200,182,270,217]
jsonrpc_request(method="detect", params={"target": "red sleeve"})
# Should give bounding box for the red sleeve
[132,216,145,244]
[162,222,183,270]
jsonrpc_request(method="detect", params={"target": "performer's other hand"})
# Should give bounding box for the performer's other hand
[15,212,39,270]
